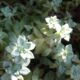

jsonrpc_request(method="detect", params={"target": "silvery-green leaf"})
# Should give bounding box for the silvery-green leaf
[1,73,11,80]
[62,44,73,65]
[17,35,27,47]
[22,59,30,67]
[3,61,12,74]
[8,32,17,43]
[6,44,15,53]
[65,44,73,54]
[17,35,35,51]
[54,43,64,54]
[19,42,35,50]
[20,50,34,59]
[68,19,77,28]
[11,47,19,57]
[3,61,12,69]
[52,0,62,12]
[64,55,73,66]
[26,42,35,50]
[71,65,80,80]
[13,64,22,72]
[19,67,30,75]
[1,6,13,18]
[6,46,12,53]
[57,62,65,75]
[14,57,30,67]
[0,31,8,39]
[72,55,80,63]
[12,56,21,63]
[32,68,40,80]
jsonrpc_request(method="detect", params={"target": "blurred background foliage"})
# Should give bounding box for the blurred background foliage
[0,0,80,80]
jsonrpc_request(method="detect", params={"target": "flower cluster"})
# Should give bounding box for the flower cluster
[45,16,80,79]
[45,16,73,64]
[1,35,35,80]
[45,16,72,42]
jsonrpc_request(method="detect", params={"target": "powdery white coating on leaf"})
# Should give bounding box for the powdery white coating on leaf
[19,66,30,75]
[13,57,31,67]
[71,65,80,80]
[11,47,20,57]
[26,42,36,50]
[20,50,34,59]
[54,44,73,65]
[1,73,11,80]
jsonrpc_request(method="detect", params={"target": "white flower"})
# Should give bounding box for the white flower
[45,16,61,29]
[54,23,72,41]
[59,24,72,41]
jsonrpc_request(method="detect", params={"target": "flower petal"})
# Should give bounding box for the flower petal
[64,35,70,41]
[61,24,72,35]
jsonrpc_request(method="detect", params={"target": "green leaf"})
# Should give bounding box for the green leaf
[52,0,62,12]
[32,68,40,80]
[13,21,24,35]
[24,73,32,80]
[1,73,11,80]
[57,62,65,75]
[0,31,8,50]
[40,57,53,66]
[1,6,13,18]
[44,71,54,80]
[71,65,80,80]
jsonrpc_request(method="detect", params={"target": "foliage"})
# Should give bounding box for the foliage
[0,0,80,80]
